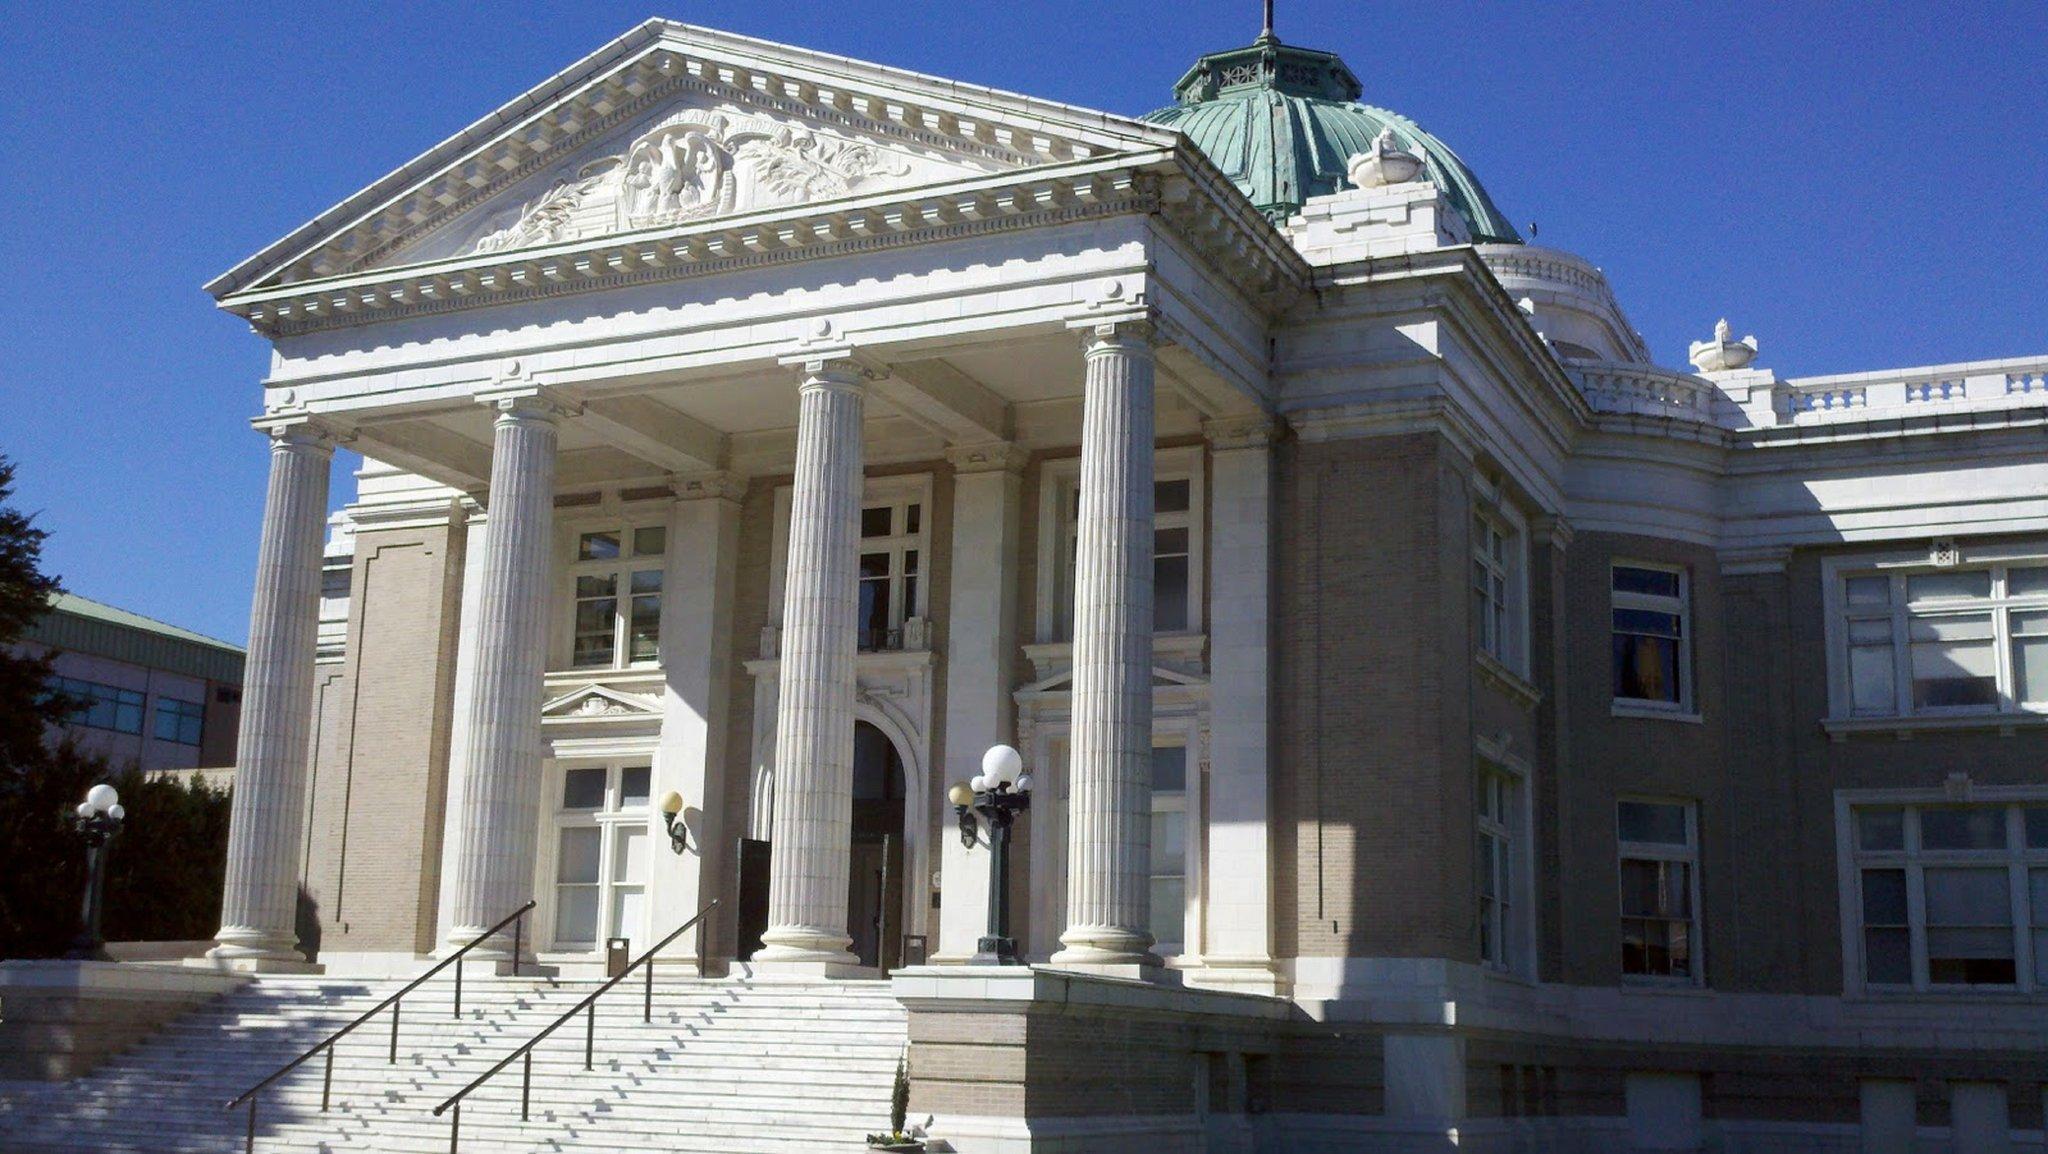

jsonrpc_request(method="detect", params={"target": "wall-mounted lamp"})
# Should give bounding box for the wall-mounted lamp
[659,790,689,855]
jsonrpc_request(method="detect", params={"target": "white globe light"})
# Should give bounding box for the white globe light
[1015,773,1034,794]
[107,804,126,822]
[970,775,989,793]
[86,784,118,814]
[982,744,1024,787]
[75,802,95,819]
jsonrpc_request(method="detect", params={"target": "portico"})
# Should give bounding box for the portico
[200,20,1286,988]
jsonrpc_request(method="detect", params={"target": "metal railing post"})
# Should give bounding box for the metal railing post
[585,1000,596,1070]
[388,998,400,1064]
[643,951,654,1023]
[245,1097,256,1154]
[512,913,523,978]
[521,1049,533,1121]
[448,1101,460,1154]
[321,1044,333,1111]
[453,955,463,1019]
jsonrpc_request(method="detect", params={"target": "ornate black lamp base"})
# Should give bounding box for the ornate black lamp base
[972,935,1022,966]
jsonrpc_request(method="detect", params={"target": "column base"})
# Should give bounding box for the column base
[1049,926,1162,978]
[204,930,318,974]
[195,951,322,975]
[752,927,863,978]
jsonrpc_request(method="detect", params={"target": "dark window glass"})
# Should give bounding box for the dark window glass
[860,507,893,538]
[1156,479,1191,515]
[578,531,620,561]
[1618,802,1689,845]
[562,768,606,810]
[619,767,651,806]
[1613,566,1680,598]
[1613,631,1681,703]
[1150,746,1187,792]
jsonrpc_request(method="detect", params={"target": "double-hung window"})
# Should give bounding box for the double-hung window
[569,526,665,669]
[1850,801,2048,991]
[1054,463,1203,638]
[1618,799,1701,982]
[153,698,204,745]
[1612,565,1689,709]
[1477,767,1516,971]
[1148,745,1190,955]
[550,764,651,952]
[1834,559,2048,718]
[48,677,145,735]
[1471,496,1527,675]
[858,497,924,651]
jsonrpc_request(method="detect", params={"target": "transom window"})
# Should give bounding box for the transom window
[153,698,204,746]
[858,497,924,651]
[549,763,651,952]
[1149,745,1189,955]
[1477,767,1516,971]
[1612,565,1690,709]
[568,525,665,669]
[1851,802,2048,991]
[48,677,144,735]
[1837,562,2048,718]
[1618,799,1701,983]
[1471,499,1527,675]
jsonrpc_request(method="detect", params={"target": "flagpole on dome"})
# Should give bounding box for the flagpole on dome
[1261,0,1276,40]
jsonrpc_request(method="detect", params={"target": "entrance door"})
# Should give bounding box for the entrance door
[848,722,906,971]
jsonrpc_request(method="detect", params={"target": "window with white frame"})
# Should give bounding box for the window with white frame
[549,764,651,952]
[1477,766,1516,971]
[567,526,665,669]
[858,496,925,651]
[1612,565,1690,708]
[1834,559,2048,718]
[1149,745,1189,955]
[1472,497,1527,674]
[153,698,204,746]
[1850,801,2048,990]
[1049,452,1204,640]
[1618,799,1701,982]
[48,677,145,735]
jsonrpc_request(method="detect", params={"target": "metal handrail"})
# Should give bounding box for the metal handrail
[222,900,536,1152]
[431,899,719,1152]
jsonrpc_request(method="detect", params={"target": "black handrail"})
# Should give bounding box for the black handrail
[222,900,536,1152]
[430,899,719,1152]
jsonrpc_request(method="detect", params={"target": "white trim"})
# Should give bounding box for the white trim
[1610,560,1694,713]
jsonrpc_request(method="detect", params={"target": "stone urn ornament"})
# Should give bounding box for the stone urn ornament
[1346,126,1428,189]
[1688,318,1760,372]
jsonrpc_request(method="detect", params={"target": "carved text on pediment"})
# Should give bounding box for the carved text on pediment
[472,110,914,255]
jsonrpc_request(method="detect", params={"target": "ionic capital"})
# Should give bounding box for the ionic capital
[250,413,347,456]
[475,382,579,425]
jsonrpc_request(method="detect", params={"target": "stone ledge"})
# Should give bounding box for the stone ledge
[0,960,247,1081]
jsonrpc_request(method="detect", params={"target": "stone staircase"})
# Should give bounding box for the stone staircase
[0,971,908,1153]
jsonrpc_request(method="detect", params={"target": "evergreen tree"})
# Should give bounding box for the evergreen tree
[0,454,64,771]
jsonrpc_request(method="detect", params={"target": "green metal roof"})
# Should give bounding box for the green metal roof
[23,594,245,687]
[1143,32,1522,241]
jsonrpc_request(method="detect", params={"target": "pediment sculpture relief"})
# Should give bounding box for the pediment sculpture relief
[473,110,915,255]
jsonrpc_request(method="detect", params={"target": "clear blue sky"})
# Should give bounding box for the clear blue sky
[2,1,2043,646]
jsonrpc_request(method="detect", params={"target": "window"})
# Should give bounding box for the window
[1618,800,1700,982]
[1149,745,1189,955]
[47,677,145,735]
[1835,561,2048,718]
[1850,802,2048,991]
[153,698,204,746]
[567,525,665,668]
[1612,565,1689,708]
[1058,472,1202,637]
[1472,501,1526,674]
[858,497,924,651]
[1477,767,1516,970]
[549,764,652,952]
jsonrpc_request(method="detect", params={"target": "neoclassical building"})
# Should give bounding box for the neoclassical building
[188,15,2046,1151]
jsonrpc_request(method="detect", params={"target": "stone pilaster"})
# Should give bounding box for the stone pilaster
[209,419,336,971]
[934,443,1026,963]
[756,359,867,974]
[1197,415,1282,992]
[440,389,565,960]
[1052,321,1161,972]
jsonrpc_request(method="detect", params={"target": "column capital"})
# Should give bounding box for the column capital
[945,441,1029,476]
[1202,413,1281,451]
[673,470,748,504]
[250,413,348,454]
[475,382,579,423]
[1529,513,1575,550]
[1070,315,1160,355]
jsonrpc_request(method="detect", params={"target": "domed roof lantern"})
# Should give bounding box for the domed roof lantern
[1145,6,1522,241]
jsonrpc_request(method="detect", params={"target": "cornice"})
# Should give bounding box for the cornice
[224,163,1163,338]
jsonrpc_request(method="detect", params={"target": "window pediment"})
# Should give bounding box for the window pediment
[541,684,661,722]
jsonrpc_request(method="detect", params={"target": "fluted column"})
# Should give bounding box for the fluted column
[441,390,564,960]
[1053,321,1161,972]
[757,359,866,973]
[210,420,336,971]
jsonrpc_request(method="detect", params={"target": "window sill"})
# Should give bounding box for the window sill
[1474,652,1542,711]
[1610,701,1703,724]
[1822,712,2048,741]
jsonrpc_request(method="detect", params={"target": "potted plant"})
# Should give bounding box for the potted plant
[865,1054,925,1152]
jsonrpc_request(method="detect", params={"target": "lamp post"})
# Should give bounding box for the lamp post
[949,744,1032,966]
[65,783,126,962]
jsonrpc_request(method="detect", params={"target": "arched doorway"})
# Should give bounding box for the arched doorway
[848,720,906,971]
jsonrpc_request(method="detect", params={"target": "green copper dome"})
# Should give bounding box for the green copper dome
[1143,31,1522,242]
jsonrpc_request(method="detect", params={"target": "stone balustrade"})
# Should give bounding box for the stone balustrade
[1568,361,1719,423]
[1569,355,2048,434]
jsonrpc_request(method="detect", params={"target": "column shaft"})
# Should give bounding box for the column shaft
[757,363,865,971]
[211,423,335,970]
[1053,325,1159,970]
[442,396,560,957]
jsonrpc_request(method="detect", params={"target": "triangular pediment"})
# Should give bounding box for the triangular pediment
[542,684,661,721]
[210,21,1179,299]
